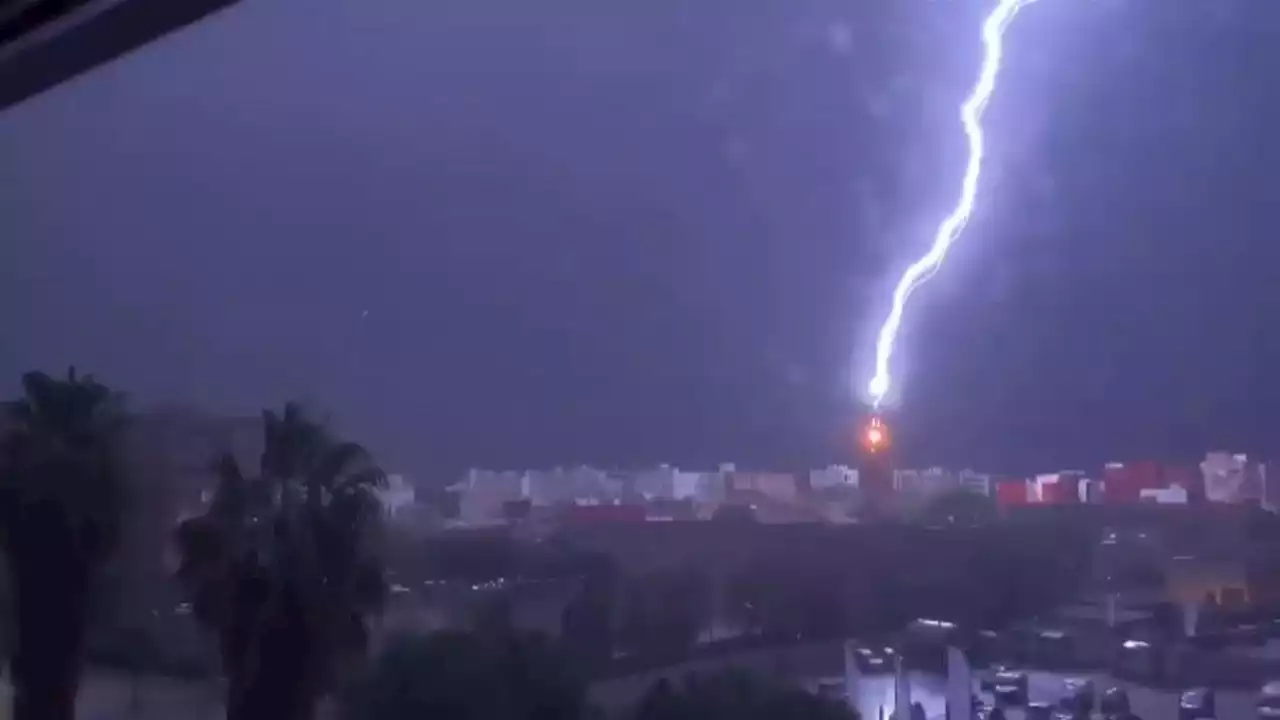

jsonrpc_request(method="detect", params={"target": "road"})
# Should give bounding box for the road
[808,669,1261,720]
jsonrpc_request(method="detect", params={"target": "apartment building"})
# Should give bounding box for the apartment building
[810,464,858,490]
[450,470,526,526]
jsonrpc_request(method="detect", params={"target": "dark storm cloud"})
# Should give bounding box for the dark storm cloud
[3,0,1278,481]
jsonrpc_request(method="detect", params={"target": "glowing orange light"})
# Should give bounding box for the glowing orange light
[860,415,892,454]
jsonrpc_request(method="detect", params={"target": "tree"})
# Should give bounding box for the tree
[914,489,996,527]
[425,532,521,582]
[631,669,859,720]
[729,560,856,642]
[175,402,388,720]
[343,630,591,720]
[0,368,128,720]
[616,567,710,660]
[559,550,618,671]
[711,504,757,523]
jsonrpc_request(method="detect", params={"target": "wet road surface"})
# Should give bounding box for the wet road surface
[809,669,1260,719]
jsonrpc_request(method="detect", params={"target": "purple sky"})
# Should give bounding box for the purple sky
[4,0,1278,482]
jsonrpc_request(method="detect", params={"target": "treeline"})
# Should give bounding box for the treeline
[420,505,1095,678]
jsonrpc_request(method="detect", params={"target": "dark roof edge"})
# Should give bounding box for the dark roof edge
[0,0,242,111]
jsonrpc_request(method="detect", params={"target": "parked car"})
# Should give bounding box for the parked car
[1059,677,1095,716]
[992,669,1029,706]
[1026,702,1054,720]
[1179,687,1215,720]
[980,664,1010,693]
[1100,687,1131,719]
[979,707,1007,720]
[850,645,892,672]
[1258,680,1280,718]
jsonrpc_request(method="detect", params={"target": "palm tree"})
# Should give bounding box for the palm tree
[0,368,128,720]
[175,402,387,720]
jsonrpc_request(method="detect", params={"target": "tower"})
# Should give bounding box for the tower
[857,414,896,519]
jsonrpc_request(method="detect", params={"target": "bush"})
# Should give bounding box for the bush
[87,624,216,680]
[344,631,591,720]
[632,669,859,720]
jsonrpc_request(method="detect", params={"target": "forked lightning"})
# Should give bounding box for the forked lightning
[865,0,1036,408]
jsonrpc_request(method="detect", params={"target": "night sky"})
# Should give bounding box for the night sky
[3,0,1278,481]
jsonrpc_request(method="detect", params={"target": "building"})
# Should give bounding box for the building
[1201,452,1266,504]
[1166,555,1250,609]
[855,416,895,516]
[894,467,954,496]
[631,464,706,501]
[1027,471,1087,505]
[810,464,858,490]
[448,466,629,527]
[1102,461,1162,503]
[1163,463,1204,503]
[672,469,709,500]
[1079,477,1105,504]
[449,470,526,526]
[1138,485,1189,504]
[724,471,798,505]
[995,478,1029,509]
[957,469,994,496]
[525,466,623,507]
[377,474,417,518]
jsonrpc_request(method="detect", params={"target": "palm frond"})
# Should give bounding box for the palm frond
[175,399,390,703]
[313,442,374,487]
[2,368,128,560]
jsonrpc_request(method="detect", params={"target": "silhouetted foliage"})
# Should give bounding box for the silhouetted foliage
[631,669,859,720]
[914,489,997,526]
[344,631,591,720]
[473,591,517,639]
[728,560,860,642]
[504,499,533,522]
[174,403,388,720]
[426,532,522,582]
[616,566,711,659]
[955,522,1092,633]
[1242,503,1280,544]
[711,504,757,523]
[559,551,618,671]
[0,368,128,720]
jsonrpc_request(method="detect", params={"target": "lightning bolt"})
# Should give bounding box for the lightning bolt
[865,0,1035,409]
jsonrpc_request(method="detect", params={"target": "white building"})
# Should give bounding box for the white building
[449,469,526,525]
[810,465,858,490]
[634,465,679,500]
[449,466,639,525]
[525,466,623,506]
[957,470,993,497]
[1201,452,1262,504]
[893,467,954,495]
[632,464,713,500]
[377,474,416,517]
[672,470,705,500]
[1139,486,1189,504]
